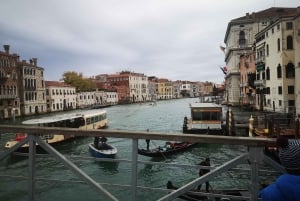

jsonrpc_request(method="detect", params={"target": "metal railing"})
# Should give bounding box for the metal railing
[0,125,280,201]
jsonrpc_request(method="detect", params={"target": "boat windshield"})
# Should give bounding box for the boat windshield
[192,111,221,121]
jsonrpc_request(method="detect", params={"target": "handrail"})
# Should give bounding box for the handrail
[0,124,279,201]
[0,125,276,147]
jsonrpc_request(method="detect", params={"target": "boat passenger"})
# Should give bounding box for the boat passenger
[259,137,300,201]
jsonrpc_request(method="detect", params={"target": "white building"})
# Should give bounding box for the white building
[106,91,118,105]
[129,72,149,102]
[76,92,96,109]
[45,81,76,112]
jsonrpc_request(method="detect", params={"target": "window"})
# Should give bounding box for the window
[277,64,282,78]
[286,22,293,30]
[279,100,282,106]
[288,86,294,94]
[278,86,282,95]
[286,62,295,78]
[277,24,280,30]
[266,67,270,80]
[266,44,269,56]
[286,36,293,49]
[239,31,246,47]
[277,38,280,51]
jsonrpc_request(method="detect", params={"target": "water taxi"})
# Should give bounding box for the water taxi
[183,102,224,135]
[5,110,108,152]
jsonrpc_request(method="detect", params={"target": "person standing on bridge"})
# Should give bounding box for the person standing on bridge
[259,137,300,201]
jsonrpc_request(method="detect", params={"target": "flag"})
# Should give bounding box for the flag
[219,46,226,54]
[220,66,227,75]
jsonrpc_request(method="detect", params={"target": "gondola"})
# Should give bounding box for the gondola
[138,141,196,157]
[166,181,248,201]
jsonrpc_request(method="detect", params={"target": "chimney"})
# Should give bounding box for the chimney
[3,45,10,54]
[32,58,37,66]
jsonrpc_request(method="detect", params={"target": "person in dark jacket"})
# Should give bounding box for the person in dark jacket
[259,137,300,201]
[197,158,210,192]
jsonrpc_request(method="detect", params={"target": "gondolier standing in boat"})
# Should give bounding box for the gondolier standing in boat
[146,129,150,150]
[197,158,210,192]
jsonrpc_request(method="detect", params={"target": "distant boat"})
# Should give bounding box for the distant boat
[183,102,224,135]
[89,137,117,158]
[138,141,195,157]
[5,110,108,152]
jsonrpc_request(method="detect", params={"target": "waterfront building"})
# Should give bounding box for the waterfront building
[254,7,300,113]
[239,52,256,107]
[190,82,200,97]
[19,57,47,116]
[45,81,76,112]
[180,81,191,97]
[294,13,300,115]
[107,71,149,103]
[105,90,118,105]
[148,76,158,101]
[0,45,21,119]
[172,80,182,99]
[76,92,96,109]
[157,78,173,100]
[224,7,298,106]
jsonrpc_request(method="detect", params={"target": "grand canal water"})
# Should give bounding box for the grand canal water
[0,98,278,201]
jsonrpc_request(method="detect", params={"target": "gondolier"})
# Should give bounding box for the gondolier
[197,158,210,192]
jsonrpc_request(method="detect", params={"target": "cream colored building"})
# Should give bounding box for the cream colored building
[128,72,149,102]
[19,58,47,116]
[45,81,76,112]
[224,7,298,106]
[255,7,300,114]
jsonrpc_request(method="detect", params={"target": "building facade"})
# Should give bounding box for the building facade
[45,81,76,112]
[0,45,20,119]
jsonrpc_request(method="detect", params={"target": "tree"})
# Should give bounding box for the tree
[61,71,96,92]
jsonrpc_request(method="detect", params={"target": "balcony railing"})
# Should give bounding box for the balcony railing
[254,80,266,87]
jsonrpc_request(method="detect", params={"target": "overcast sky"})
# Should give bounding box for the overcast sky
[1,1,299,83]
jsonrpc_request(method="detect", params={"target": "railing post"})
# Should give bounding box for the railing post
[28,134,36,201]
[131,138,138,201]
[249,115,254,137]
[248,146,264,201]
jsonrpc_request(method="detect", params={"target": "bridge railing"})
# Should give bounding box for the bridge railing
[0,125,280,201]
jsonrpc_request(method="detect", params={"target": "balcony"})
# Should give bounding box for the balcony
[0,94,18,99]
[255,57,265,64]
[254,80,266,87]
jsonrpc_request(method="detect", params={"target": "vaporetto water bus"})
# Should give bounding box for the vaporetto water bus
[4,109,108,152]
[183,102,224,135]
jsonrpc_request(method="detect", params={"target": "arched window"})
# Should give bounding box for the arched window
[286,62,295,78]
[277,38,280,51]
[277,64,282,78]
[266,67,270,80]
[287,36,293,50]
[239,31,246,47]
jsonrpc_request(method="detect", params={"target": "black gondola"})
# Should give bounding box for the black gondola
[166,181,248,201]
[138,141,196,157]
